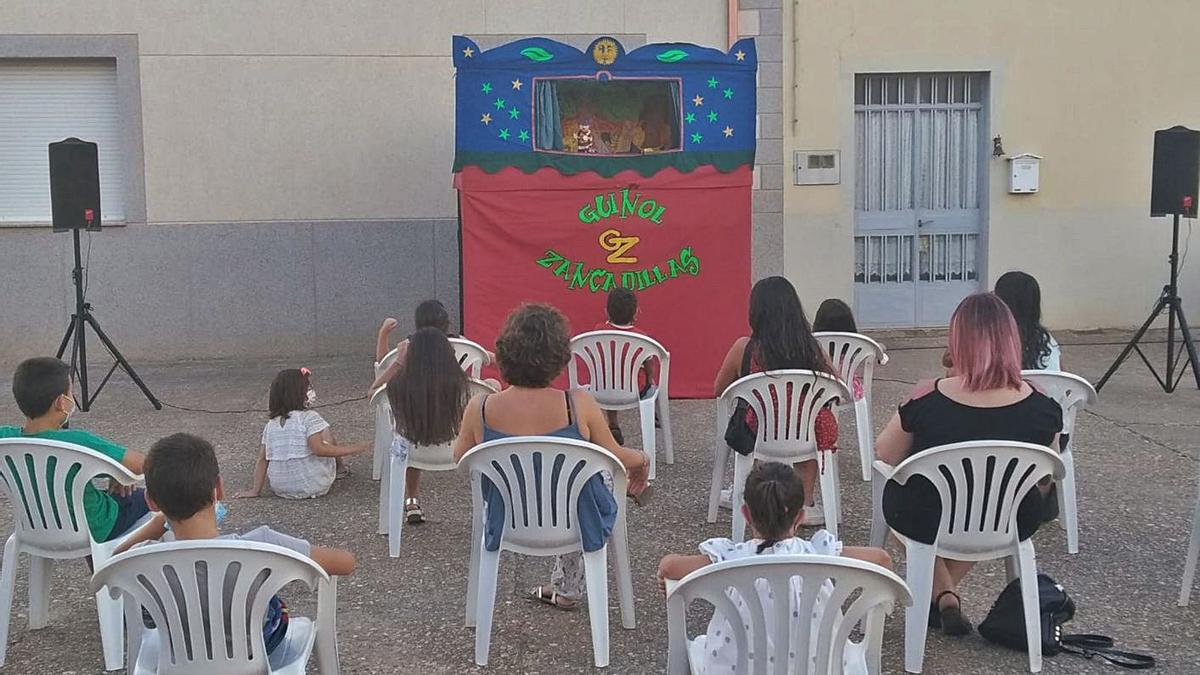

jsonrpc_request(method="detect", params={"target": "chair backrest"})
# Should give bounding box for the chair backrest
[370,385,393,470]
[406,378,499,471]
[568,330,668,407]
[1021,370,1097,436]
[375,347,400,379]
[666,555,911,675]
[813,332,888,399]
[0,438,139,554]
[458,436,626,555]
[890,441,1065,556]
[92,540,328,675]
[450,337,489,378]
[719,371,851,461]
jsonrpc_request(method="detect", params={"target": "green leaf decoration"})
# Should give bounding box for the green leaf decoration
[656,49,689,63]
[520,47,554,62]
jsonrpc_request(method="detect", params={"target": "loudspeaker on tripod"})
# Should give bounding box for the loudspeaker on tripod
[1150,125,1200,218]
[48,137,102,232]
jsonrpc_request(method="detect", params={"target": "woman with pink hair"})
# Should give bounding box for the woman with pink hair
[875,293,1062,636]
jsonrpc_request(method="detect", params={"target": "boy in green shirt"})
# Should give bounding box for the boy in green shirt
[0,357,149,542]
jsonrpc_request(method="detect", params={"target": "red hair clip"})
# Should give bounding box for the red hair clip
[299,367,311,377]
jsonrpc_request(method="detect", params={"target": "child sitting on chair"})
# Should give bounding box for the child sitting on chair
[375,299,495,374]
[237,368,368,500]
[1,357,150,543]
[118,433,355,659]
[594,287,660,445]
[657,462,891,674]
[812,298,866,401]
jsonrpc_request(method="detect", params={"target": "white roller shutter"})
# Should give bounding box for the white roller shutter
[0,59,125,224]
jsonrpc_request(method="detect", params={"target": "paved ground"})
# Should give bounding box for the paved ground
[0,330,1198,674]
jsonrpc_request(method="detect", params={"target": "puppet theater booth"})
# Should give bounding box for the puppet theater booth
[453,35,757,397]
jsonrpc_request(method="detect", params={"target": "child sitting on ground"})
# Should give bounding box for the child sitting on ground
[385,327,469,524]
[375,299,495,372]
[594,287,659,445]
[122,433,354,659]
[812,298,866,401]
[1,357,150,542]
[237,368,368,500]
[657,462,891,674]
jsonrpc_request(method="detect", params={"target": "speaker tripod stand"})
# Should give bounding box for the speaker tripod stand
[55,228,161,411]
[1097,213,1200,393]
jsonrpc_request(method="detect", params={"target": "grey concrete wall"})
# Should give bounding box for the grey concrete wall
[740,0,785,279]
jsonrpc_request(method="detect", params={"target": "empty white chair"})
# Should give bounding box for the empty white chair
[707,371,850,541]
[450,337,490,379]
[91,539,340,674]
[666,555,911,675]
[379,378,498,558]
[869,441,1065,673]
[815,332,889,482]
[1021,370,1097,554]
[1180,451,1200,606]
[460,436,635,668]
[370,385,392,481]
[0,438,153,670]
[569,329,674,480]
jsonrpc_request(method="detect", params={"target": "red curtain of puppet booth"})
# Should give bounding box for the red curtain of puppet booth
[456,164,751,398]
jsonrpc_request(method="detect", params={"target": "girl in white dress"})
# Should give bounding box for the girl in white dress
[237,368,369,500]
[657,462,892,674]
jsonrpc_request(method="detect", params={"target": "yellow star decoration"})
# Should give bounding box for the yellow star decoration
[692,94,704,107]
[511,78,523,91]
[734,50,745,61]
[462,46,474,58]
[723,125,734,138]
[480,113,492,125]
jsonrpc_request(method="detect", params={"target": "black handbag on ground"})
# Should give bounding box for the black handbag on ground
[723,340,756,456]
[978,573,1156,669]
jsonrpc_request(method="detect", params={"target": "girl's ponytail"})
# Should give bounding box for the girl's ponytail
[743,462,806,553]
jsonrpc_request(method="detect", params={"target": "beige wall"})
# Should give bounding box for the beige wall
[1,0,727,224]
[784,0,1200,329]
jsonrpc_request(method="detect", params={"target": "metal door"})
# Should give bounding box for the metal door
[853,73,986,327]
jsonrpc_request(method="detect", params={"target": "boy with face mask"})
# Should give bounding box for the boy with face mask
[1,357,149,542]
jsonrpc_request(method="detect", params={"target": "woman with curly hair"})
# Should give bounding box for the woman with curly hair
[453,303,650,610]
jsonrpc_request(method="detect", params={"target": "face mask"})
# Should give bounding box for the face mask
[215,501,229,526]
[61,394,77,427]
[306,389,317,407]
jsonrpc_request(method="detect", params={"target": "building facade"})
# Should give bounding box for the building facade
[0,1,1195,364]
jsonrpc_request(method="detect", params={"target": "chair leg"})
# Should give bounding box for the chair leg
[1179,469,1200,606]
[388,457,408,558]
[707,433,730,524]
[1015,541,1043,672]
[315,577,340,675]
[855,398,873,481]
[26,556,49,629]
[378,451,391,536]
[903,542,937,674]
[869,470,887,548]
[582,549,610,669]
[466,485,484,627]
[732,453,752,542]
[639,398,657,481]
[820,453,841,539]
[1060,450,1079,554]
[0,536,18,667]
[611,514,636,629]
[658,394,675,465]
[95,580,126,671]
[1005,555,1018,584]
[473,549,502,667]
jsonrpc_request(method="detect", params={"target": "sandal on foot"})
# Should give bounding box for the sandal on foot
[935,590,972,636]
[403,497,425,524]
[336,467,351,479]
[530,586,577,611]
[609,425,625,445]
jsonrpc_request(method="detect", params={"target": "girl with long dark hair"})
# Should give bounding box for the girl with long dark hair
[994,271,1061,370]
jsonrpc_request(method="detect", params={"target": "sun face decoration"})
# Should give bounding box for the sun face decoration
[591,38,619,66]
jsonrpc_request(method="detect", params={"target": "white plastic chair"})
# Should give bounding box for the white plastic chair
[1180,451,1200,606]
[814,332,889,482]
[0,438,153,670]
[868,441,1065,673]
[379,378,498,558]
[374,347,400,380]
[91,539,339,674]
[369,385,392,481]
[706,371,851,541]
[459,436,635,668]
[568,329,674,480]
[666,555,911,675]
[450,337,489,379]
[1021,370,1097,554]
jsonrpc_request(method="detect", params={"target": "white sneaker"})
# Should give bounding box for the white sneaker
[719,488,732,510]
[799,505,825,527]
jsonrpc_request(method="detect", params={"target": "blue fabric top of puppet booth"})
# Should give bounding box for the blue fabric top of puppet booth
[452,35,757,177]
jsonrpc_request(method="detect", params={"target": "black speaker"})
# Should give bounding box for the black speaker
[1150,125,1200,217]
[48,137,102,232]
